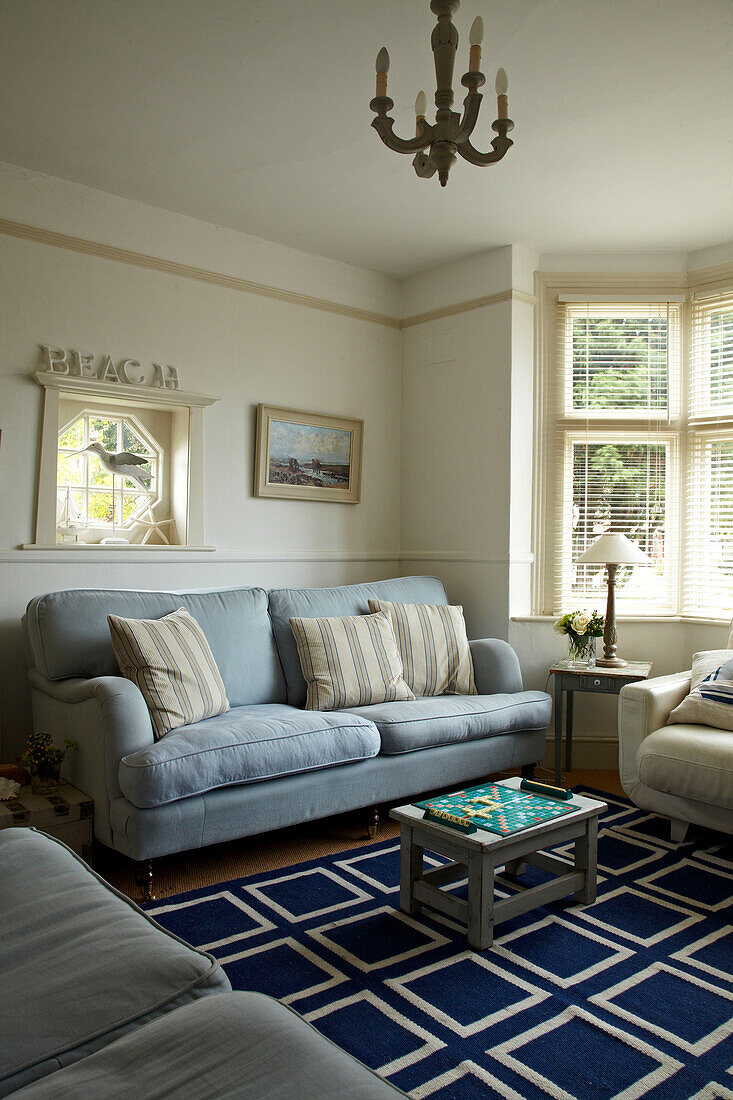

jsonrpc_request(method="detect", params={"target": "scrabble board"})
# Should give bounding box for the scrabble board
[415,782,576,836]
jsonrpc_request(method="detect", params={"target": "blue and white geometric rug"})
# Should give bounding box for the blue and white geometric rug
[146,791,733,1099]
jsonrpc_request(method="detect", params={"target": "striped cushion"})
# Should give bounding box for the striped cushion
[368,599,477,697]
[289,611,414,711]
[669,656,733,732]
[108,607,230,739]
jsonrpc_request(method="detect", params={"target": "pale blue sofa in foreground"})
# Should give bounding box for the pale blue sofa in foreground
[1,828,401,1098]
[22,576,551,895]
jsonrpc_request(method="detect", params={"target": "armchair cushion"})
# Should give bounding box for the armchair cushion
[618,672,692,798]
[637,725,733,811]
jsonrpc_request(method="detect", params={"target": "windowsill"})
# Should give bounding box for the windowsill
[511,614,729,626]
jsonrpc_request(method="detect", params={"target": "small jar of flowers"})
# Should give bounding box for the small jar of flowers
[21,732,77,796]
[553,610,604,667]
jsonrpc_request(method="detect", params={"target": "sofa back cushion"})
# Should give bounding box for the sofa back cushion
[268,576,448,706]
[25,587,286,707]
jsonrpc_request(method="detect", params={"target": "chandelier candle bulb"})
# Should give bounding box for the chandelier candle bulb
[415,90,427,134]
[375,47,389,97]
[469,16,483,71]
[495,67,508,118]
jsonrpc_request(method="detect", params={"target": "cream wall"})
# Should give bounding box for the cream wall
[400,247,515,643]
[0,168,403,759]
[2,160,732,770]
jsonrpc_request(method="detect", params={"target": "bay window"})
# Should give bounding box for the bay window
[536,287,733,621]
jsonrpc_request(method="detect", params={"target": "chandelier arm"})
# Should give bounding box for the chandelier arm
[454,89,483,146]
[456,121,514,166]
[371,115,433,154]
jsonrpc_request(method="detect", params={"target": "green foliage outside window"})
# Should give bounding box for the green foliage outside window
[572,316,668,411]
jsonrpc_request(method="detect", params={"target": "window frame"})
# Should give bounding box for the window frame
[559,428,680,615]
[532,276,689,620]
[534,275,733,623]
[57,407,164,535]
[30,370,218,551]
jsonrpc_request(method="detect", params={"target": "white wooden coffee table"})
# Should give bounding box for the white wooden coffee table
[390,777,606,950]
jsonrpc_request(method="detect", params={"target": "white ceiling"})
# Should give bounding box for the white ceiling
[1,0,732,279]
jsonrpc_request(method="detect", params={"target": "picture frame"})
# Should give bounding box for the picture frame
[254,404,363,504]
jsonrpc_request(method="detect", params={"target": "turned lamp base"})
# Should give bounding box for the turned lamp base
[597,656,628,668]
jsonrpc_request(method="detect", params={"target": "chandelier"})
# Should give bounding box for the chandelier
[370,0,513,187]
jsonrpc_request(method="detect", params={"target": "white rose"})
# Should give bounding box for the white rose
[571,612,590,635]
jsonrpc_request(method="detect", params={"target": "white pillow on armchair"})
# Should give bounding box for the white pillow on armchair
[668,650,733,732]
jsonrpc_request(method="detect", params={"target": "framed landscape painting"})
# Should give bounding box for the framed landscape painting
[254,404,363,503]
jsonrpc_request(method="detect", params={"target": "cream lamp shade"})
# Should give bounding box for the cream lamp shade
[576,533,651,567]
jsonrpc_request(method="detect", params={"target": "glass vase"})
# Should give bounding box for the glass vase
[31,771,60,796]
[567,634,596,668]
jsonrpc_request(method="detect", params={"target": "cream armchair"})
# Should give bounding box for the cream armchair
[619,671,733,842]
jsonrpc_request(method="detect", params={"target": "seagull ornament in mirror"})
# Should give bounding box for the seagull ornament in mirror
[72,443,153,490]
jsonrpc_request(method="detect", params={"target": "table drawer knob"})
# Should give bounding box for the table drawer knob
[593,678,601,686]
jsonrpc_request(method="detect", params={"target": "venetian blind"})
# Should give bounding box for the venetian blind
[685,292,733,616]
[550,301,681,614]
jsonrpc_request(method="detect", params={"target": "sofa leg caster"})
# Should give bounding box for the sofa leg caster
[670,819,689,844]
[134,860,156,903]
[521,763,537,780]
[368,807,380,839]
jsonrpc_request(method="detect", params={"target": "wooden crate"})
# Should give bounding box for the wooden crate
[0,782,93,862]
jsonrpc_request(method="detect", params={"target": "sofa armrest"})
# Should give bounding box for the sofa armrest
[28,669,154,847]
[618,671,691,799]
[469,638,523,695]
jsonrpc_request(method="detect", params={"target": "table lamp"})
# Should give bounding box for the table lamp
[575,533,651,667]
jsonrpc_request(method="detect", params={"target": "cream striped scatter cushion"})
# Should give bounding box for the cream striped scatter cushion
[290,611,414,711]
[368,599,477,697]
[108,606,230,739]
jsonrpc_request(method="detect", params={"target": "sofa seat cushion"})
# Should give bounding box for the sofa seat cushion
[119,704,381,808]
[12,992,403,1099]
[638,724,733,811]
[342,691,552,754]
[0,829,229,1097]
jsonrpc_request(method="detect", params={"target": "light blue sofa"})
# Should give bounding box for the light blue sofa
[23,576,551,893]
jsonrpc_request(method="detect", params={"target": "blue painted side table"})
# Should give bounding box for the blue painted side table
[549,660,652,785]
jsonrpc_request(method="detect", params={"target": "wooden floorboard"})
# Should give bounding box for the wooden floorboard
[98,766,625,902]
